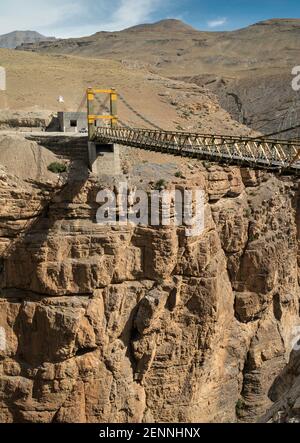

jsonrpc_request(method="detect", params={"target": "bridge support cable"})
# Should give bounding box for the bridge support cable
[118,93,163,130]
[85,87,300,173]
[257,123,300,140]
[92,127,300,173]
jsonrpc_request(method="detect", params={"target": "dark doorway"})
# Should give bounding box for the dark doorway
[96,143,114,154]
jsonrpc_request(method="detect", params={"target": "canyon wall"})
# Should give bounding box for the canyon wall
[0,137,299,423]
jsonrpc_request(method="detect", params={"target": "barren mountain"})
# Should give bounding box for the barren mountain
[0,31,55,49]
[18,18,300,136]
[0,48,255,136]
[19,18,300,75]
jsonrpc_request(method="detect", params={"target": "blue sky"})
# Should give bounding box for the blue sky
[0,0,300,38]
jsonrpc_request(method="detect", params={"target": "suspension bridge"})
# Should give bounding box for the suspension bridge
[85,88,300,174]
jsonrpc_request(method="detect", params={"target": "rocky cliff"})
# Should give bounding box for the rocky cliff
[0,135,299,423]
[261,349,300,423]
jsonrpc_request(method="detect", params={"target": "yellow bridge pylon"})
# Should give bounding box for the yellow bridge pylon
[87,88,118,140]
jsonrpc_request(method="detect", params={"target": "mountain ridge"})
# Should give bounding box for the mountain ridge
[0,30,56,49]
[5,17,300,137]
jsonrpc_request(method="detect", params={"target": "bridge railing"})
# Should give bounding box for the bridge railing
[93,127,300,172]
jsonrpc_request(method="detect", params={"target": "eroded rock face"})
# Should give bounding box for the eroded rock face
[0,146,299,423]
[261,350,300,423]
[0,111,55,131]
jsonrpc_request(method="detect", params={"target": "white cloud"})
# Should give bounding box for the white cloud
[0,0,85,35]
[207,17,227,28]
[0,0,164,38]
[104,0,162,31]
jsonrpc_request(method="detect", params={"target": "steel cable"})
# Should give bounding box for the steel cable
[118,93,163,130]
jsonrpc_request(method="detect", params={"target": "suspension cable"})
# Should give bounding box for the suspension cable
[118,93,163,130]
[117,117,131,129]
[91,90,300,141]
[257,123,300,139]
[76,92,87,113]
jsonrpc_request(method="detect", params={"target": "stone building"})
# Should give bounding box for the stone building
[58,112,87,133]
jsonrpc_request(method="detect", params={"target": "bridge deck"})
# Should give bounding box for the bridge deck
[93,127,300,174]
